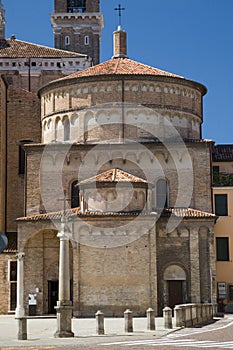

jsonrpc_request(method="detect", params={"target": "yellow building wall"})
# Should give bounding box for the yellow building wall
[214,186,233,303]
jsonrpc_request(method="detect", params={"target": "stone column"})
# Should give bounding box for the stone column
[54,218,74,338]
[15,252,25,318]
[15,252,27,340]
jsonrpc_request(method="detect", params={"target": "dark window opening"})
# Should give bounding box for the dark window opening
[215,194,228,216]
[10,261,17,281]
[67,0,86,12]
[216,237,229,261]
[71,181,80,208]
[31,62,36,66]
[213,166,220,174]
[18,140,33,175]
[9,260,17,311]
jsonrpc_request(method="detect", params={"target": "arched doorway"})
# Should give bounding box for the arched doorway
[164,265,186,309]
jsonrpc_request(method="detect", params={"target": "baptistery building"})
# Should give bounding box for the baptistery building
[17,27,217,317]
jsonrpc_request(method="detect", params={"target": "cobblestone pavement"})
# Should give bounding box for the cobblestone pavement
[1,315,233,350]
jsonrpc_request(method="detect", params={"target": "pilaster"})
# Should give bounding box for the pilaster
[189,226,200,302]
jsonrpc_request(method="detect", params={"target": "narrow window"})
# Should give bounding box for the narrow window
[216,237,229,261]
[9,261,17,311]
[156,179,169,209]
[71,180,80,208]
[65,36,70,46]
[18,140,33,174]
[215,194,228,216]
[84,35,89,46]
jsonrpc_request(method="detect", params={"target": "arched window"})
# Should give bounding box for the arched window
[84,35,89,46]
[71,180,80,208]
[64,118,70,141]
[156,179,169,209]
[65,36,70,46]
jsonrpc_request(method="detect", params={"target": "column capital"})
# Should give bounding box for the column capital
[16,252,25,260]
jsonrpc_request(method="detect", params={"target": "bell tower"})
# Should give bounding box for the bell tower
[51,0,104,65]
[0,0,5,39]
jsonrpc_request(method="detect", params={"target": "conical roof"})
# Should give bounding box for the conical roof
[55,57,183,83]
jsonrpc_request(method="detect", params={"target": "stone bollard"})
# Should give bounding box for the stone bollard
[17,317,27,340]
[147,308,155,331]
[174,305,183,328]
[95,310,104,335]
[124,309,133,332]
[163,306,172,329]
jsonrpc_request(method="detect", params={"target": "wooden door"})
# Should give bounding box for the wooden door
[168,280,183,309]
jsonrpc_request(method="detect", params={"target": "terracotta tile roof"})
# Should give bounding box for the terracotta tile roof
[78,168,149,186]
[213,145,233,162]
[17,207,216,222]
[55,57,184,82]
[161,207,216,219]
[0,38,87,58]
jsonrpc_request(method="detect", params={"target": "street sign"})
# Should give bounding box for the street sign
[0,232,8,253]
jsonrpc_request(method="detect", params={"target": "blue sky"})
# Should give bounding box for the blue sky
[4,0,233,144]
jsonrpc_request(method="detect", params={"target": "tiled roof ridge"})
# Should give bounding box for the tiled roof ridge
[113,57,121,74]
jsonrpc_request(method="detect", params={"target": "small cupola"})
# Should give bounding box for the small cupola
[113,25,128,59]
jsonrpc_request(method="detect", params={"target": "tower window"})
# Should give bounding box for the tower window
[65,36,70,46]
[84,35,89,45]
[67,0,86,13]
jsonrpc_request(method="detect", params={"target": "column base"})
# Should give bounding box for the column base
[54,330,75,338]
[54,302,74,338]
[16,318,27,340]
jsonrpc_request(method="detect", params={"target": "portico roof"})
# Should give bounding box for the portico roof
[17,207,216,222]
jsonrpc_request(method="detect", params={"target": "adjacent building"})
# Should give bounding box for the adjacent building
[212,145,233,311]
